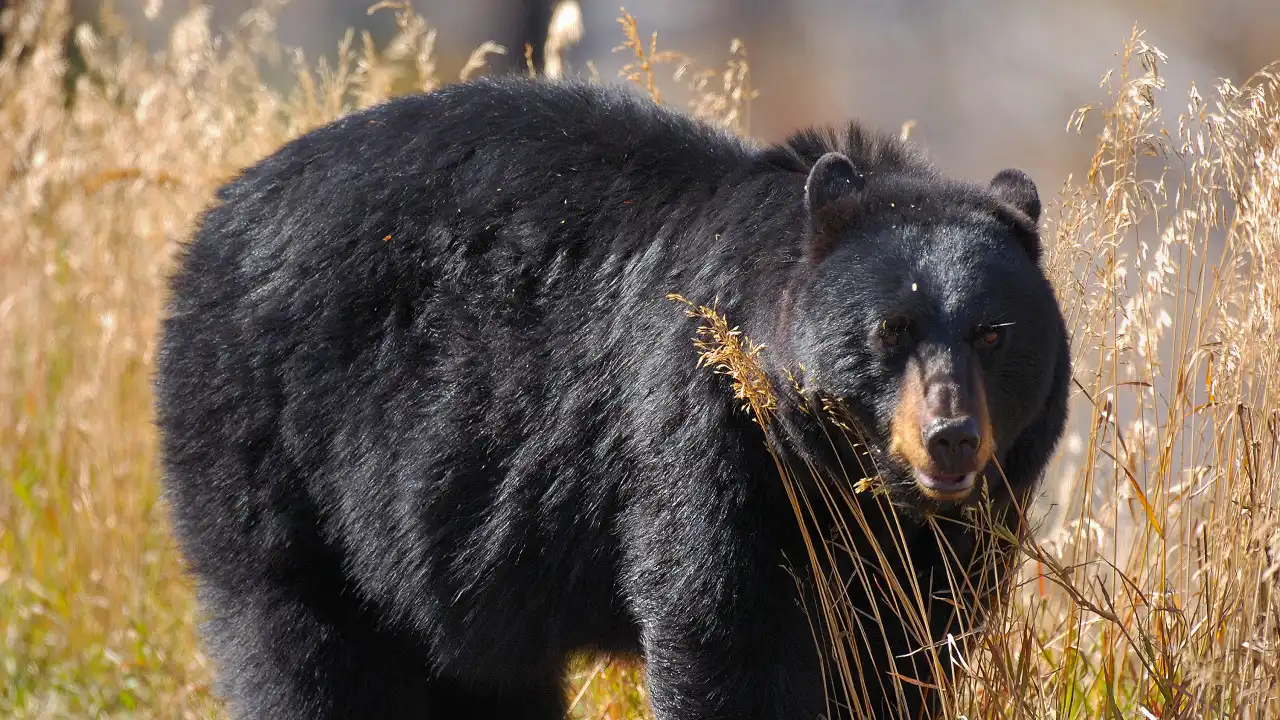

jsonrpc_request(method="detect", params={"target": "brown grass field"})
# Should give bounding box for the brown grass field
[2,0,1279,717]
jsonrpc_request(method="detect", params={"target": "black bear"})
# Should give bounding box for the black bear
[154,76,1070,719]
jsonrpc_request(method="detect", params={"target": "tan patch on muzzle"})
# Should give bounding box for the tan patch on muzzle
[890,361,997,497]
[889,367,932,472]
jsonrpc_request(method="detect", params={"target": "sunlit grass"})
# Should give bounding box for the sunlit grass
[1,1,1277,717]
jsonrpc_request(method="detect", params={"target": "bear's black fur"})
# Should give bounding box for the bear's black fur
[155,76,1070,719]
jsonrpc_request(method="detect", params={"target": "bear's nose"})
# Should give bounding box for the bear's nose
[924,416,981,471]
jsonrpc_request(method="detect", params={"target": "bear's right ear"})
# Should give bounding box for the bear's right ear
[805,152,865,218]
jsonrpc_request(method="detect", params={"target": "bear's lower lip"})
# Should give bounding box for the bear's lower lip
[913,470,977,498]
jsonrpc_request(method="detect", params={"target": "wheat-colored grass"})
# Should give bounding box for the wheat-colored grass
[1,1,1276,718]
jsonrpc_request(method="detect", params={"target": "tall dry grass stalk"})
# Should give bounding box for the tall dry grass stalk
[1,0,1277,717]
[1002,31,1280,718]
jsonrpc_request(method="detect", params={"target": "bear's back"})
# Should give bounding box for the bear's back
[211,77,756,247]
[169,79,763,340]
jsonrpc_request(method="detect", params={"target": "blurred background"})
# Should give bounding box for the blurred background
[63,0,1280,195]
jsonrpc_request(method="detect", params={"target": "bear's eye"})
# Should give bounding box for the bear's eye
[975,324,1008,349]
[879,317,912,348]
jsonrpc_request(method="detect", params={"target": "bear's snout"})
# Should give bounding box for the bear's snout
[890,348,995,500]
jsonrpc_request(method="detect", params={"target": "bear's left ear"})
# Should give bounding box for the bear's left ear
[988,169,1041,224]
[805,152,866,218]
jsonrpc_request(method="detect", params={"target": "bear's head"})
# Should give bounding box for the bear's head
[782,151,1069,507]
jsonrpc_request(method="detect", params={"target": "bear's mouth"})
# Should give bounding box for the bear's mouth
[912,469,977,501]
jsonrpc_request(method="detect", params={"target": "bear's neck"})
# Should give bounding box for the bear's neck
[683,166,810,357]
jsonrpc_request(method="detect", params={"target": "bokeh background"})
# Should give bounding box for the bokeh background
[66,0,1280,192]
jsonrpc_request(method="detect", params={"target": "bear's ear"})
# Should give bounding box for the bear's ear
[988,168,1041,224]
[805,152,865,218]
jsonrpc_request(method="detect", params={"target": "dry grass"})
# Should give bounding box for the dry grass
[0,0,1276,717]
